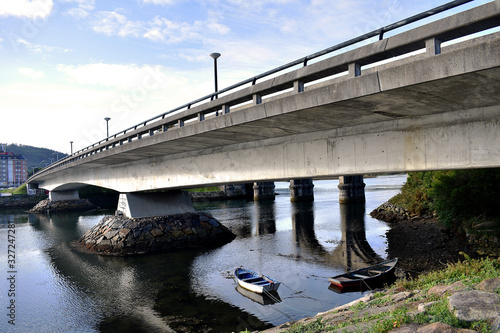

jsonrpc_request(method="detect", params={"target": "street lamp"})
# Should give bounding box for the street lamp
[209,52,221,98]
[104,117,111,137]
[70,141,73,155]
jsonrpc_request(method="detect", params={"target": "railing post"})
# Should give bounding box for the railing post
[294,80,304,93]
[253,94,262,105]
[426,37,442,55]
[349,63,362,78]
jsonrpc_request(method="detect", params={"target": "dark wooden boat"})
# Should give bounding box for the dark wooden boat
[328,258,398,290]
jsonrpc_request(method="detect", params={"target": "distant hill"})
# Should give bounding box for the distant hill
[5,144,67,171]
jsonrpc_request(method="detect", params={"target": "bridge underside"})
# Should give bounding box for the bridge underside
[33,32,500,193]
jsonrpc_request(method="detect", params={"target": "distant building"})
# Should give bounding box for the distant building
[0,144,28,188]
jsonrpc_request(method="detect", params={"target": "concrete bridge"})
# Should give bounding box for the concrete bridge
[28,1,500,217]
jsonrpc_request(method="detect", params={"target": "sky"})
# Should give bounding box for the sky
[0,0,496,157]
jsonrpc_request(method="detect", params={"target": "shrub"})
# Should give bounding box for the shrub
[432,169,500,231]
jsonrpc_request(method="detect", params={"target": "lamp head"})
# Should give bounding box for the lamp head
[209,52,221,60]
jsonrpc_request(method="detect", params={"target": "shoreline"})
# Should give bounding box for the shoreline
[259,201,489,333]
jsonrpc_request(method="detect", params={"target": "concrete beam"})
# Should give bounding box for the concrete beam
[34,105,500,193]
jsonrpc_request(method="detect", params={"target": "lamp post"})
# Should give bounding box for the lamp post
[209,52,221,98]
[70,141,73,155]
[104,117,111,137]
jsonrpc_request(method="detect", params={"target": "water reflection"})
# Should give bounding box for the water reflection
[253,200,277,235]
[291,201,323,252]
[0,176,405,332]
[23,211,271,332]
[248,200,382,269]
[334,204,383,270]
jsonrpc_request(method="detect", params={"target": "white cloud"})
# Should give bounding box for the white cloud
[64,1,95,19]
[92,11,142,37]
[16,38,72,55]
[140,0,176,4]
[90,10,229,43]
[18,67,44,79]
[0,0,54,19]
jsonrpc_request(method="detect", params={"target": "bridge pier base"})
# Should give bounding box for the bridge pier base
[338,176,366,204]
[117,191,194,218]
[253,182,275,201]
[289,179,314,202]
[49,190,80,201]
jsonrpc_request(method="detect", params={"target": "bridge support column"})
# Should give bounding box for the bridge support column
[117,191,194,218]
[289,179,314,202]
[49,190,80,201]
[253,182,275,201]
[338,175,366,204]
[219,184,247,198]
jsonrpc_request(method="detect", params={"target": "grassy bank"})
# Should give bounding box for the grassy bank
[258,256,500,333]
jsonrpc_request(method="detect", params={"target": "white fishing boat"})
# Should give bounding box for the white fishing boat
[234,268,281,294]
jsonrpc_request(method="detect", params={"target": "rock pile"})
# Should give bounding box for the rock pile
[30,198,95,213]
[79,212,236,255]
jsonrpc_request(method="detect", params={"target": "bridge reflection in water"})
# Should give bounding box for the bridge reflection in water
[246,200,384,271]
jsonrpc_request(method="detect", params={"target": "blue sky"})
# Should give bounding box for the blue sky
[0,0,495,156]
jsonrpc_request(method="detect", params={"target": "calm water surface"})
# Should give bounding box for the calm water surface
[0,175,406,333]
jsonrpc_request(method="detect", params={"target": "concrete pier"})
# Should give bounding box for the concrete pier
[117,191,194,218]
[338,176,366,204]
[253,182,275,201]
[49,190,80,201]
[289,179,314,202]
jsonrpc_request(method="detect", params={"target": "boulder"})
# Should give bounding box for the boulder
[427,281,465,296]
[476,277,500,293]
[448,290,500,322]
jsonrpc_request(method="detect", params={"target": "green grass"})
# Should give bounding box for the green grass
[1,184,27,194]
[394,255,500,293]
[185,186,221,193]
[279,257,500,333]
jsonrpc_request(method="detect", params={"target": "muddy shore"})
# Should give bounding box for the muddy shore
[371,202,469,275]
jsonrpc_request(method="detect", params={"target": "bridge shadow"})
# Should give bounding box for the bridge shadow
[252,200,277,236]
[290,202,382,270]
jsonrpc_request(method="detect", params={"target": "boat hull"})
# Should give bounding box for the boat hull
[234,268,280,294]
[328,258,398,290]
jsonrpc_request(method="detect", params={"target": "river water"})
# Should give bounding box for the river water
[0,175,406,333]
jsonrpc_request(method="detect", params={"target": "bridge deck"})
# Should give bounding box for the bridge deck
[29,2,500,192]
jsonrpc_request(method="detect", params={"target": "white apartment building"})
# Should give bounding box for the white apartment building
[0,144,28,188]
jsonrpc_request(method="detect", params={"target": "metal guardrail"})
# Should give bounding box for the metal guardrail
[30,0,497,181]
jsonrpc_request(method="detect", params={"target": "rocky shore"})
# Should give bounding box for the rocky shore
[260,202,500,333]
[263,275,500,333]
[79,212,236,255]
[30,198,96,213]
